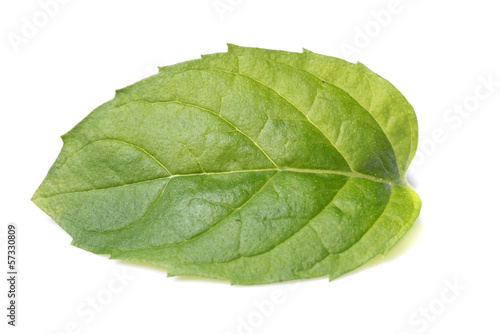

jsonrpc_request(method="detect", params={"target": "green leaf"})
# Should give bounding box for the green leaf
[33,45,421,285]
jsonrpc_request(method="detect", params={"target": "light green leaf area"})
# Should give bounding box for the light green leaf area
[33,45,421,285]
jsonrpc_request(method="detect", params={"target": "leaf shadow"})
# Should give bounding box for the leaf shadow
[337,217,424,280]
[70,216,423,286]
[114,259,231,285]
[114,258,169,275]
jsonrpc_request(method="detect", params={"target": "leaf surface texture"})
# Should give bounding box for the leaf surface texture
[33,45,421,284]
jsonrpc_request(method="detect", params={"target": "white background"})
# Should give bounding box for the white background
[1,0,499,333]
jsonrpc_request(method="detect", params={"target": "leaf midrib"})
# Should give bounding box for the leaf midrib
[33,167,401,200]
